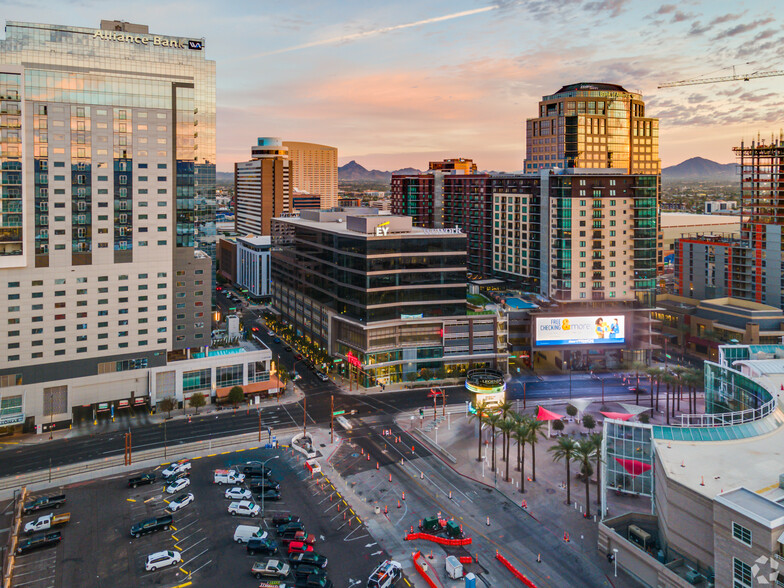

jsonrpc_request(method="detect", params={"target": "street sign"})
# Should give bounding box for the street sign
[333,359,342,363]
[332,410,346,416]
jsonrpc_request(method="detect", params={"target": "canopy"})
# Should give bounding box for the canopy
[614,457,652,477]
[601,411,634,421]
[537,406,564,421]
[569,399,592,413]
[618,403,651,416]
[216,376,282,398]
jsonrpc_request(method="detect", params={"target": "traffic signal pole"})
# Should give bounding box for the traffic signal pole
[330,395,334,444]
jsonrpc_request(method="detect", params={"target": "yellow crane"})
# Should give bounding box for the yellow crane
[658,64,784,88]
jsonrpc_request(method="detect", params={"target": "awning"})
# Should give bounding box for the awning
[618,403,651,416]
[537,406,565,421]
[569,399,592,413]
[601,411,634,421]
[216,376,282,399]
[614,457,652,477]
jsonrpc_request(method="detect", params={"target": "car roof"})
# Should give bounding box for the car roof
[147,550,174,559]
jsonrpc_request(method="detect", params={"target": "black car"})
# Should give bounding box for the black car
[17,532,62,554]
[295,574,333,588]
[272,514,300,527]
[289,552,328,568]
[246,537,278,556]
[277,521,306,536]
[130,514,173,538]
[284,346,292,352]
[241,462,273,477]
[249,479,280,493]
[294,565,325,579]
[128,473,156,488]
[256,489,281,501]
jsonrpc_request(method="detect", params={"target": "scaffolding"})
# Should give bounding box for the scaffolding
[734,137,784,240]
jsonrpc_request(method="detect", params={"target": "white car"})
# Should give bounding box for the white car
[168,492,194,512]
[224,487,252,500]
[165,477,191,495]
[145,550,182,571]
[161,460,191,479]
[228,500,260,517]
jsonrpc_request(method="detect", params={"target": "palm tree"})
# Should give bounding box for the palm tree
[498,400,515,462]
[671,366,687,413]
[661,372,675,425]
[574,441,597,517]
[510,413,525,471]
[549,436,579,506]
[468,409,487,462]
[527,418,547,482]
[684,369,702,414]
[589,432,604,505]
[644,366,659,410]
[486,412,502,473]
[498,418,516,482]
[514,419,532,493]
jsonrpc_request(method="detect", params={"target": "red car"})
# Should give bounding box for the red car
[288,540,314,554]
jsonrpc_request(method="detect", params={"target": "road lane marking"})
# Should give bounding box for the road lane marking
[126,498,136,502]
[188,559,212,576]
[178,567,189,575]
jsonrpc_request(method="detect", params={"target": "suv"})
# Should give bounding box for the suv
[289,552,328,569]
[368,560,402,588]
[247,537,277,556]
[242,462,273,477]
[277,521,306,536]
[130,515,173,538]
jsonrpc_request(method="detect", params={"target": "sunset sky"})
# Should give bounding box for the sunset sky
[4,0,784,172]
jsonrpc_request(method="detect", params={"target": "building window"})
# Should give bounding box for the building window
[183,368,211,392]
[733,558,752,588]
[216,365,244,388]
[732,522,751,546]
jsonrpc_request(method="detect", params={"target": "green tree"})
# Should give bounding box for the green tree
[527,418,547,482]
[574,441,597,517]
[435,366,447,380]
[639,412,650,424]
[468,409,488,462]
[583,414,596,431]
[498,418,516,482]
[549,436,579,506]
[513,419,532,493]
[486,412,502,473]
[228,386,245,408]
[589,432,604,505]
[159,396,176,418]
[552,419,565,432]
[406,372,418,383]
[420,368,433,381]
[188,392,206,415]
[565,404,578,417]
[684,369,702,414]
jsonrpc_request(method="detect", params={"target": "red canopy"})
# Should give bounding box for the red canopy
[614,457,652,477]
[601,411,634,421]
[537,406,564,421]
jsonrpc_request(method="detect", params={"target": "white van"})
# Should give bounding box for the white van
[233,524,267,544]
[214,469,245,485]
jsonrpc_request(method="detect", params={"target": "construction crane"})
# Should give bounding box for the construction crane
[658,65,784,88]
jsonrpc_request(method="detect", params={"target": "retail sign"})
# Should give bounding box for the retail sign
[346,351,362,368]
[92,30,204,50]
[421,226,463,235]
[375,221,390,236]
[0,413,24,427]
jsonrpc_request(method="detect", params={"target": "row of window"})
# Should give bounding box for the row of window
[8,339,168,361]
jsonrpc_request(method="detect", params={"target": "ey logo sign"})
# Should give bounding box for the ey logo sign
[375,221,390,236]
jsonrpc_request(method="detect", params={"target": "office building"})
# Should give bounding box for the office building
[0,19,217,430]
[599,343,784,587]
[283,141,338,209]
[234,137,291,236]
[236,236,271,298]
[659,212,740,271]
[270,208,506,385]
[522,82,660,174]
[675,139,784,309]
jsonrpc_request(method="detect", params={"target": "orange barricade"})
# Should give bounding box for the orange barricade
[412,551,438,588]
[404,532,473,546]
[495,551,538,587]
[459,556,473,564]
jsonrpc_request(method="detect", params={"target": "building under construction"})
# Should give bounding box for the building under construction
[675,137,784,310]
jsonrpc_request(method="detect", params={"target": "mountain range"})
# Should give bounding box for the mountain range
[338,160,421,182]
[661,157,738,181]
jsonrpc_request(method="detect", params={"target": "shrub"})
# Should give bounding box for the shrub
[552,419,565,431]
[639,412,650,424]
[566,405,578,417]
[228,386,245,408]
[583,414,596,430]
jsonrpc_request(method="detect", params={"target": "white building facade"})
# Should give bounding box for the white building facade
[237,236,271,298]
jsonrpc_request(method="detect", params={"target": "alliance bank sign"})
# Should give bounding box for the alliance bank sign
[93,30,203,50]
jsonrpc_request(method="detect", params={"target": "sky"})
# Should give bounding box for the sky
[3,0,784,172]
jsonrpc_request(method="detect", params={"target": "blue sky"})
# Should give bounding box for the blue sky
[3,0,784,172]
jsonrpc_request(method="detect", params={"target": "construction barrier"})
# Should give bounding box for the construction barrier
[404,532,472,546]
[412,551,439,588]
[495,551,538,587]
[459,556,474,564]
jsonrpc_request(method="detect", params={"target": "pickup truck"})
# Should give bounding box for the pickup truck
[251,559,290,579]
[23,494,66,515]
[281,532,315,547]
[16,532,62,554]
[228,500,260,517]
[130,514,173,538]
[24,513,70,534]
[214,469,246,485]
[128,473,156,488]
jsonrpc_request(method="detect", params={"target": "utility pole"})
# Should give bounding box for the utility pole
[442,389,447,417]
[330,395,334,444]
[257,409,261,442]
[433,395,437,422]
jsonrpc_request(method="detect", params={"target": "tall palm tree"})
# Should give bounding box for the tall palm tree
[549,436,579,506]
[486,412,502,473]
[589,432,604,505]
[685,368,702,414]
[527,418,547,482]
[630,361,648,405]
[644,366,659,409]
[511,413,525,471]
[514,419,532,493]
[468,409,487,462]
[498,400,515,462]
[574,441,597,517]
[671,366,686,413]
[662,372,675,425]
[498,418,516,482]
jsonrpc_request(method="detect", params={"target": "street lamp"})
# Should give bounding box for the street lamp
[260,455,279,517]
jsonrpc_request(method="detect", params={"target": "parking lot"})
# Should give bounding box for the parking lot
[4,444,401,587]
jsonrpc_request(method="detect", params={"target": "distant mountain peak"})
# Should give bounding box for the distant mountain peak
[662,157,738,181]
[339,161,422,182]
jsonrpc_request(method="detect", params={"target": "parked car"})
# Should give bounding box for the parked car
[288,540,314,554]
[316,372,329,382]
[277,521,306,536]
[214,469,245,485]
[256,489,281,502]
[24,513,70,534]
[16,532,61,555]
[295,573,333,588]
[165,477,191,494]
[247,537,278,556]
[128,473,156,488]
[145,550,182,571]
[284,346,292,352]
[234,525,268,544]
[130,515,173,538]
[294,564,325,579]
[228,500,260,517]
[23,494,66,515]
[168,493,194,512]
[161,460,191,479]
[273,337,281,343]
[367,560,402,588]
[282,532,315,547]
[271,514,300,527]
[225,487,252,500]
[289,552,328,569]
[241,462,273,477]
[249,478,280,493]
[251,559,290,579]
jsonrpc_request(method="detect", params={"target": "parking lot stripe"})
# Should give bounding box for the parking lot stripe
[178,567,189,575]
[173,545,183,551]
[186,547,209,562]
[12,575,55,587]
[181,537,207,553]
[188,559,212,576]
[126,498,136,502]
[170,525,178,531]
[144,496,156,503]
[171,535,179,541]
[404,579,412,587]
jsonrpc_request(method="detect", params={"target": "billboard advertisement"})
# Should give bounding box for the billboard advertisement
[534,315,626,347]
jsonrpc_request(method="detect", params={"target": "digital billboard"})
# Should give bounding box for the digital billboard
[534,315,626,347]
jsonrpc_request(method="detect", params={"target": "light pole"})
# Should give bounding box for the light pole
[260,455,279,517]
[163,419,168,460]
[613,548,619,577]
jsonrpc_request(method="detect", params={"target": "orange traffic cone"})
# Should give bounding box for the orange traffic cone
[402,491,406,500]
[397,500,401,508]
